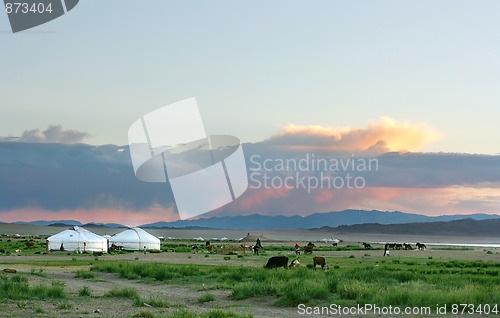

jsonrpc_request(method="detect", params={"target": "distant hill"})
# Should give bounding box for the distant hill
[48,222,78,227]
[82,222,126,228]
[13,220,126,228]
[15,220,82,227]
[139,210,500,230]
[314,218,500,237]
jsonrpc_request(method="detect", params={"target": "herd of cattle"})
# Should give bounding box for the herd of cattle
[264,255,327,271]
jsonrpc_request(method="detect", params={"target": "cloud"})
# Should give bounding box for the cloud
[0,205,179,227]
[0,142,176,213]
[18,125,89,144]
[0,121,498,223]
[266,117,441,154]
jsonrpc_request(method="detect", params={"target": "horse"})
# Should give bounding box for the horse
[253,245,260,255]
[416,243,426,250]
[303,242,316,254]
[403,243,413,250]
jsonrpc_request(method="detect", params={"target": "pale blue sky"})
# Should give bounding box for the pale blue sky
[1,1,500,154]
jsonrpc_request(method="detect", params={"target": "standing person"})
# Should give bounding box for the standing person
[256,238,262,248]
[294,243,300,254]
[383,244,389,256]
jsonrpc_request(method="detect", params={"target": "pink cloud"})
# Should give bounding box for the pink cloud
[268,117,441,153]
[212,184,500,218]
[0,205,179,227]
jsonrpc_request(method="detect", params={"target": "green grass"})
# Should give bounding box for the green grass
[0,238,47,256]
[74,270,95,279]
[0,275,66,300]
[30,268,47,277]
[105,287,139,298]
[166,309,253,318]
[78,285,91,297]
[133,309,155,317]
[198,293,216,303]
[91,256,500,308]
[57,302,73,309]
[34,306,45,313]
[134,296,174,308]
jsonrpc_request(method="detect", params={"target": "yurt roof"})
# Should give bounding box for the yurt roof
[110,227,159,243]
[48,226,105,241]
[240,234,268,243]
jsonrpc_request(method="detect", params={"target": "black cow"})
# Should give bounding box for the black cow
[264,256,288,269]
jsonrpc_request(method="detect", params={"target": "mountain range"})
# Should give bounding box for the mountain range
[316,218,500,237]
[139,209,500,230]
[13,220,126,228]
[12,210,500,230]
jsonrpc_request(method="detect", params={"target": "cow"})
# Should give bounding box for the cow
[264,256,288,269]
[110,243,122,251]
[313,256,327,271]
[289,259,301,268]
[25,241,35,248]
[362,242,372,249]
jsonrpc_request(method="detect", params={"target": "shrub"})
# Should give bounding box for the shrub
[198,293,215,303]
[74,270,95,279]
[105,287,138,298]
[78,286,91,296]
[35,306,45,313]
[134,309,154,318]
[57,302,73,309]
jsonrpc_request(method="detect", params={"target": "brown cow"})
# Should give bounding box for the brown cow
[313,256,327,271]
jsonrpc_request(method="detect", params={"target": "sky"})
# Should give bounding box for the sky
[0,1,499,226]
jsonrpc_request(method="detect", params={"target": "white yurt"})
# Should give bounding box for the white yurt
[46,226,107,253]
[108,227,160,251]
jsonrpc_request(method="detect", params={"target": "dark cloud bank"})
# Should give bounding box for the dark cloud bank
[0,139,499,215]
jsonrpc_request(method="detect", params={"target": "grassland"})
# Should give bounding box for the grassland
[1,237,500,317]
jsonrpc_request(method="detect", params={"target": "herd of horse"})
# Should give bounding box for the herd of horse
[362,242,427,251]
[262,241,428,270]
[187,240,430,271]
